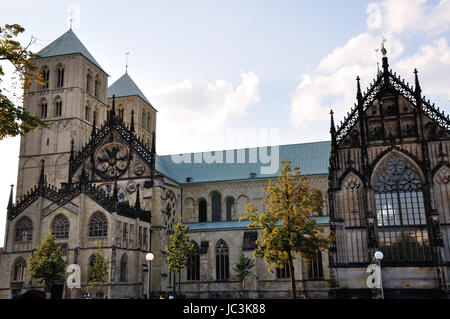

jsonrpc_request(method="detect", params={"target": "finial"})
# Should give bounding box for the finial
[125,52,130,74]
[414,68,421,94]
[356,76,363,101]
[151,131,156,154]
[330,109,336,134]
[8,184,14,209]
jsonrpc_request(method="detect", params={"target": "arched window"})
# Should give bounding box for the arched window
[215,239,229,281]
[211,192,221,222]
[89,212,108,237]
[308,250,324,279]
[187,241,200,281]
[199,199,207,222]
[147,114,151,131]
[226,197,235,221]
[142,111,146,128]
[312,190,323,216]
[85,106,91,122]
[56,65,64,87]
[41,66,49,89]
[93,110,97,126]
[15,216,33,242]
[54,97,63,117]
[40,100,48,119]
[119,254,127,282]
[118,108,124,120]
[94,75,100,97]
[13,258,27,281]
[373,153,431,262]
[86,71,92,92]
[51,214,69,239]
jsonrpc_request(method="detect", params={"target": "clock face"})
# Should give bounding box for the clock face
[94,142,130,179]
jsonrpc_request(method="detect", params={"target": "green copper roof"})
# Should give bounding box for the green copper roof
[36,29,104,71]
[107,73,152,106]
[156,141,331,184]
[173,217,330,233]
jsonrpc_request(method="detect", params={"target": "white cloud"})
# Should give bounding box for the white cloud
[152,72,260,154]
[289,0,450,129]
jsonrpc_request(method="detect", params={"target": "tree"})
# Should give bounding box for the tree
[166,221,194,295]
[0,24,46,140]
[233,251,255,290]
[87,241,110,294]
[240,159,332,299]
[29,230,66,298]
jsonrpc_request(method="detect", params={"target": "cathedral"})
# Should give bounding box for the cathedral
[0,29,448,299]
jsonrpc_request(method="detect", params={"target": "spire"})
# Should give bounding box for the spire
[381,38,389,83]
[111,94,116,118]
[151,132,156,186]
[330,109,336,134]
[135,184,141,211]
[131,110,135,132]
[7,184,14,209]
[414,68,422,95]
[151,131,156,155]
[356,76,363,102]
[38,159,46,187]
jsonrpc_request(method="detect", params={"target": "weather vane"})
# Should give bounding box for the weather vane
[125,52,130,73]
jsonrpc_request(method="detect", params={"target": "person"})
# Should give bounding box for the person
[168,293,174,299]
[159,294,165,299]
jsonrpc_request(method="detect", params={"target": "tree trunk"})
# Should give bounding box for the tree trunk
[173,271,176,295]
[178,272,181,296]
[287,251,297,299]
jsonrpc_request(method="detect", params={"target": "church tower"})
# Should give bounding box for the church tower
[107,72,157,147]
[16,29,109,198]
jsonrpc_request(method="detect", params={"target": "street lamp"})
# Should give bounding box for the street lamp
[146,252,154,299]
[374,251,384,299]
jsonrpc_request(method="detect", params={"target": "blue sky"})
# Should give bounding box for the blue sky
[0,0,450,245]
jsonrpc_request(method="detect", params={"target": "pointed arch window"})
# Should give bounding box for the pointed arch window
[51,214,69,239]
[211,192,222,222]
[187,241,200,281]
[56,66,64,87]
[215,240,229,281]
[433,165,450,262]
[54,98,63,117]
[94,76,100,97]
[89,212,108,237]
[40,101,48,119]
[308,250,324,279]
[86,71,92,92]
[41,66,49,89]
[373,153,432,262]
[15,216,33,242]
[13,258,27,281]
[85,106,91,122]
[199,199,207,222]
[147,114,151,131]
[119,254,127,282]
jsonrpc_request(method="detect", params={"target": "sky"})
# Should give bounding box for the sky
[0,0,449,246]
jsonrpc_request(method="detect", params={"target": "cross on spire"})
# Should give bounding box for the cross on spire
[125,52,130,74]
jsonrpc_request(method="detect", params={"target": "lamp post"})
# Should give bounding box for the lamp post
[146,252,154,299]
[374,251,384,299]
